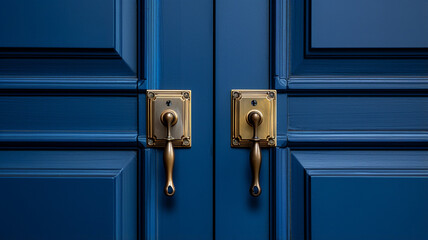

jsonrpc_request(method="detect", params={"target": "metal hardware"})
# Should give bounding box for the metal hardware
[231,89,277,197]
[147,90,191,196]
[248,110,262,196]
[162,110,177,196]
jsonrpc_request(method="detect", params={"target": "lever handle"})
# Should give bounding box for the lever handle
[161,111,178,196]
[248,111,262,197]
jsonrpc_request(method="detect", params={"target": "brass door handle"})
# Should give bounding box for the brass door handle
[147,90,192,197]
[231,90,277,198]
[161,110,178,196]
[248,110,262,197]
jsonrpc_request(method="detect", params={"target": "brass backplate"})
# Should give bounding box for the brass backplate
[231,89,277,148]
[147,90,191,148]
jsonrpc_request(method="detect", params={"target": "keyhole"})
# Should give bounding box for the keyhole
[251,100,257,106]
[166,100,171,106]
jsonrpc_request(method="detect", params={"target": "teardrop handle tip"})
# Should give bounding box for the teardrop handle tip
[250,184,261,197]
[164,182,176,196]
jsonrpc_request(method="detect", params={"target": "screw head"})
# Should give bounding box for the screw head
[182,138,190,146]
[147,138,154,145]
[268,91,275,99]
[232,138,240,146]
[147,92,155,99]
[268,138,275,146]
[232,91,241,99]
[183,92,190,99]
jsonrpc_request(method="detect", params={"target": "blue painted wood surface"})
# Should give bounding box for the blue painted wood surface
[288,151,428,240]
[0,0,141,238]
[0,0,114,48]
[142,0,214,239]
[311,0,428,48]
[288,96,428,131]
[281,0,428,79]
[274,1,428,240]
[215,0,270,239]
[0,151,137,240]
[0,0,137,76]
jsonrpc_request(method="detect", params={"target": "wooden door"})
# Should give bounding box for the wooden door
[215,0,428,239]
[273,0,428,239]
[0,0,214,239]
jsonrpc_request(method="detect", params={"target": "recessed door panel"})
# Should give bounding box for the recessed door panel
[311,0,428,48]
[0,150,137,240]
[0,0,114,48]
[310,176,428,240]
[286,150,428,240]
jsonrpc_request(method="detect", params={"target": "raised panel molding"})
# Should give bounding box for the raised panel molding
[276,93,428,146]
[274,149,428,240]
[273,0,428,86]
[0,0,137,77]
[0,95,138,147]
[310,0,428,49]
[0,150,137,240]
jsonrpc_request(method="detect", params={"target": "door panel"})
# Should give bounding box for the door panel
[288,95,428,131]
[0,0,141,239]
[0,151,137,240]
[289,151,428,240]
[0,96,137,146]
[279,0,428,78]
[0,96,136,131]
[0,0,136,76]
[311,0,428,48]
[0,0,114,48]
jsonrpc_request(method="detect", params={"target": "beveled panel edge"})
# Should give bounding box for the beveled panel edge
[0,131,138,147]
[274,77,428,90]
[0,77,138,92]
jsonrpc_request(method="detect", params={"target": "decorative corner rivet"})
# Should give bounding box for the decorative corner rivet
[147,138,154,145]
[268,138,275,146]
[147,92,155,99]
[232,91,241,99]
[182,138,190,146]
[267,91,275,99]
[183,92,190,99]
[232,138,240,146]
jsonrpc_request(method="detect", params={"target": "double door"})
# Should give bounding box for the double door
[1,0,428,239]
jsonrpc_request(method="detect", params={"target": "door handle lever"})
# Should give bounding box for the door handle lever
[146,90,192,197]
[248,111,262,197]
[231,90,277,197]
[161,110,178,196]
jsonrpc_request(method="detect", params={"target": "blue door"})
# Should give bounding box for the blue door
[0,0,213,239]
[271,0,428,239]
[216,0,428,239]
[1,0,428,240]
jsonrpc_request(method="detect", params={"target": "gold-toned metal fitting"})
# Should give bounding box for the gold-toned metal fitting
[146,90,191,148]
[147,91,155,99]
[232,91,241,99]
[182,91,190,99]
[232,138,240,146]
[231,89,277,148]
[182,137,190,146]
